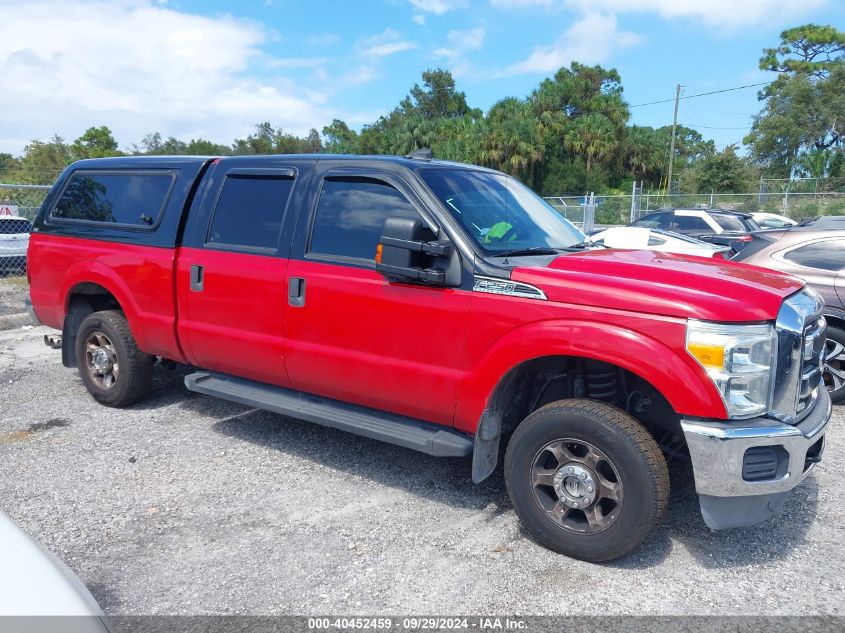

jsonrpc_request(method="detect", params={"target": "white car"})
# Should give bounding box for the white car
[0,511,109,629]
[589,226,732,258]
[0,214,31,273]
[751,212,797,228]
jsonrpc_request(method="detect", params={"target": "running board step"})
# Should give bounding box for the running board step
[184,371,473,458]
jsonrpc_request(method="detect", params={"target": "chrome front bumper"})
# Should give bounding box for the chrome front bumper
[681,386,831,529]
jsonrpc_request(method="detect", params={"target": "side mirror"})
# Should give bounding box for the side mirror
[375,216,451,284]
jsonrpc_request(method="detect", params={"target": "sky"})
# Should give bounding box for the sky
[0,0,842,156]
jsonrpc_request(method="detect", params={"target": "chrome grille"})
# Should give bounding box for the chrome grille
[797,317,826,416]
[772,289,826,425]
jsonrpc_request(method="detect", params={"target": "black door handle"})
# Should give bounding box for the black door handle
[190,264,204,292]
[288,277,306,307]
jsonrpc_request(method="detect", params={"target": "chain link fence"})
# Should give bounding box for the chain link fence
[0,184,51,277]
[545,192,845,226]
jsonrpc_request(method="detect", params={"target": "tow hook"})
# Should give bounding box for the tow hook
[44,335,62,350]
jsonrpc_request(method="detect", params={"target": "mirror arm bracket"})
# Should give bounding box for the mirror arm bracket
[375,262,446,284]
[381,236,450,257]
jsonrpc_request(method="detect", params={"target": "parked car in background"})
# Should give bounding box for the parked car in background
[751,212,797,228]
[734,228,845,402]
[0,214,31,274]
[630,208,760,253]
[589,227,732,258]
[796,215,845,229]
[0,511,109,629]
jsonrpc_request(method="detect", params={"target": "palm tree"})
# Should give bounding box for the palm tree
[564,113,617,172]
[481,98,544,181]
[623,126,663,184]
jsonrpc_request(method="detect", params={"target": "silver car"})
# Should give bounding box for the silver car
[733,224,845,402]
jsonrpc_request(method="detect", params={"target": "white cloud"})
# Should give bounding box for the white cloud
[357,28,417,57]
[0,0,362,154]
[338,29,417,89]
[413,14,427,25]
[495,0,829,28]
[490,0,555,7]
[433,27,486,77]
[407,0,467,15]
[498,12,640,76]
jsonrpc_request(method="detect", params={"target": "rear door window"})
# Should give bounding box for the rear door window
[207,175,295,252]
[671,214,712,232]
[783,240,845,272]
[52,171,174,227]
[633,213,669,229]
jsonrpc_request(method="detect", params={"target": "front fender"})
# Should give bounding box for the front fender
[454,318,727,434]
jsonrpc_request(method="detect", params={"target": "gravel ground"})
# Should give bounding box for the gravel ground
[0,275,28,316]
[0,325,843,616]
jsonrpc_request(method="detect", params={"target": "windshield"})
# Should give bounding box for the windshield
[418,168,585,255]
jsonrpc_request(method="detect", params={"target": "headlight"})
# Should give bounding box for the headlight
[686,320,775,419]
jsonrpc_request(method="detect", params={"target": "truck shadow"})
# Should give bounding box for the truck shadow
[140,363,818,570]
[609,459,819,570]
[204,400,512,516]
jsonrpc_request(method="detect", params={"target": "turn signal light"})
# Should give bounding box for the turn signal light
[375,243,383,264]
[687,342,726,371]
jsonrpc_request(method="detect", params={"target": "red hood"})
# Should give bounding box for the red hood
[511,249,804,321]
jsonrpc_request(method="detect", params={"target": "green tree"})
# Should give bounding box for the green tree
[322,119,359,153]
[70,126,122,160]
[623,126,664,186]
[795,147,843,179]
[231,122,319,155]
[564,113,617,172]
[745,24,845,176]
[399,68,474,120]
[10,135,72,184]
[760,23,845,78]
[682,145,753,193]
[481,98,544,181]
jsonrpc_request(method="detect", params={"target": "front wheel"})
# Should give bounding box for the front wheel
[75,310,153,407]
[504,399,669,562]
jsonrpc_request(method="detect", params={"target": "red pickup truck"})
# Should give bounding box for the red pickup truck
[27,154,831,561]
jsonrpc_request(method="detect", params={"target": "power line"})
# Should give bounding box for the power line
[681,122,751,130]
[629,81,771,108]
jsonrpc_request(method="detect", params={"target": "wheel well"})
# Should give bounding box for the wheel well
[61,283,123,368]
[825,313,845,332]
[475,356,686,480]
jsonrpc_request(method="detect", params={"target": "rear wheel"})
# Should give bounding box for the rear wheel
[75,310,153,407]
[504,399,669,562]
[824,325,845,403]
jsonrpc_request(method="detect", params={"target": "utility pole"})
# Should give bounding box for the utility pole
[666,83,682,197]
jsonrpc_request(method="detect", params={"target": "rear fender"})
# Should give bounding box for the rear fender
[59,262,145,359]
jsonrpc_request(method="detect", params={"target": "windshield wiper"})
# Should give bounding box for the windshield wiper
[568,239,606,249]
[491,247,563,257]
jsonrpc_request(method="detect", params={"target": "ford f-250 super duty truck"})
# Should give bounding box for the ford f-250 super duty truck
[27,153,831,561]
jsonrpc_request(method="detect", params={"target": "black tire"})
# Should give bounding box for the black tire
[824,325,845,403]
[504,399,669,562]
[75,310,153,407]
